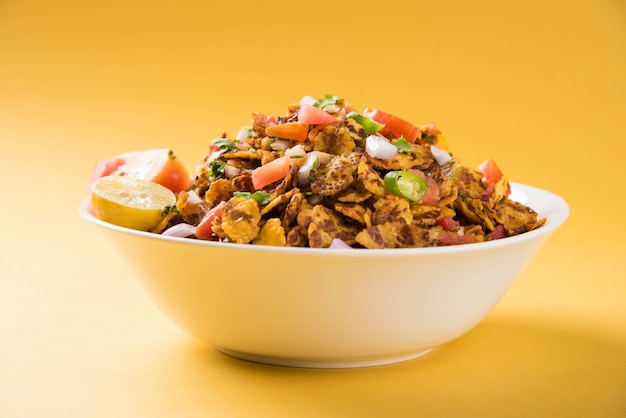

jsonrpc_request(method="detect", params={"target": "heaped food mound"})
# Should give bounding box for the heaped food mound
[89,94,546,248]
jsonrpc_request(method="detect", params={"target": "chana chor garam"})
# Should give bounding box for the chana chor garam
[88,94,545,249]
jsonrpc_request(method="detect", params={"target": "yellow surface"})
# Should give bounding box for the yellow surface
[1,0,625,416]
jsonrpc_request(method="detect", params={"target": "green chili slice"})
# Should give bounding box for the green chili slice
[384,170,428,202]
[347,111,385,135]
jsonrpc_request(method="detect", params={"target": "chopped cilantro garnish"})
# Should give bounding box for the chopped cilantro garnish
[211,138,238,152]
[161,205,179,216]
[233,191,272,205]
[315,94,343,110]
[393,137,416,153]
[208,160,226,179]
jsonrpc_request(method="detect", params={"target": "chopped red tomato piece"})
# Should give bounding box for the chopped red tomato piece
[424,123,441,138]
[364,108,421,143]
[89,156,125,186]
[298,104,337,124]
[479,158,503,186]
[437,217,460,231]
[438,232,478,245]
[251,156,290,190]
[363,108,392,124]
[479,158,511,196]
[409,169,440,205]
[486,224,507,241]
[88,148,191,193]
[195,201,227,240]
[265,122,309,142]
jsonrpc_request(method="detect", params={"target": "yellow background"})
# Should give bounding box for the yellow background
[1,0,625,416]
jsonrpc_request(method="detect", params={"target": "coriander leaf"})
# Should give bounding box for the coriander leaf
[233,191,272,205]
[211,138,238,152]
[161,205,179,216]
[392,137,416,153]
[315,94,343,109]
[208,160,226,179]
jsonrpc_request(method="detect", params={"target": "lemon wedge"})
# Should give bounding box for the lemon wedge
[91,176,176,231]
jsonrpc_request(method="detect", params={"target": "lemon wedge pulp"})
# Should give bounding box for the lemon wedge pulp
[91,176,176,231]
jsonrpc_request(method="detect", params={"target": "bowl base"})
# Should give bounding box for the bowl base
[214,346,434,368]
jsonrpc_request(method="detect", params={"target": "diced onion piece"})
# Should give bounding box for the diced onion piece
[224,160,241,179]
[285,144,307,164]
[236,126,253,141]
[322,104,340,114]
[365,135,398,160]
[186,190,202,204]
[329,238,353,249]
[208,149,224,163]
[311,150,333,164]
[162,223,197,238]
[236,141,251,151]
[298,152,320,186]
[431,145,452,166]
[300,95,317,106]
[270,139,291,152]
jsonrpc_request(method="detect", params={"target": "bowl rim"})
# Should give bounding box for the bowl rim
[79,181,569,257]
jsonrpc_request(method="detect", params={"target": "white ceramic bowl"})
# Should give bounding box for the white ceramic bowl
[79,182,568,368]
